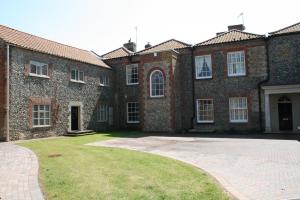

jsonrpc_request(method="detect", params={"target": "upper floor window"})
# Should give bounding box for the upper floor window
[71,69,84,82]
[100,75,109,86]
[150,70,164,97]
[126,64,139,85]
[33,104,51,127]
[30,61,48,77]
[196,99,214,123]
[229,97,248,123]
[195,55,212,79]
[227,51,246,77]
[97,104,108,122]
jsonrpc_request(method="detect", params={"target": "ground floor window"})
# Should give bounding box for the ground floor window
[97,104,108,122]
[33,105,51,127]
[229,97,248,122]
[196,99,214,123]
[127,102,140,123]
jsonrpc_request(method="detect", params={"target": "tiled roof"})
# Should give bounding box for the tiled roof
[269,22,300,35]
[102,47,133,59]
[0,25,110,68]
[196,30,264,46]
[138,39,190,54]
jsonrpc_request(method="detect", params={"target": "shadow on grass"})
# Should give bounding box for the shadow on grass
[99,130,300,141]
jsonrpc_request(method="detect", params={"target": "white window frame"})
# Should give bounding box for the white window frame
[71,69,85,83]
[127,102,140,123]
[100,75,109,86]
[227,51,246,77]
[150,70,164,98]
[196,99,214,123]
[32,104,51,127]
[97,104,108,122]
[29,61,49,78]
[195,55,212,79]
[229,97,248,123]
[126,64,139,85]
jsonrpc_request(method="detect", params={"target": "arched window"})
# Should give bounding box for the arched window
[150,70,164,97]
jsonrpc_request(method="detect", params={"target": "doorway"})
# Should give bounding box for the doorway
[71,106,80,131]
[278,97,293,131]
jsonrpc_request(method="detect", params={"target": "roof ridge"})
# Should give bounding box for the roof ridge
[269,21,300,34]
[137,38,190,54]
[101,46,133,58]
[196,29,263,46]
[0,24,91,53]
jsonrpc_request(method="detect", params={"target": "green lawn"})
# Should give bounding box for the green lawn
[19,131,230,200]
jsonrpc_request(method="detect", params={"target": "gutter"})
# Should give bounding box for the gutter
[257,38,270,131]
[5,44,10,141]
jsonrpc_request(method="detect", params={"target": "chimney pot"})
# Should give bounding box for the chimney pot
[145,42,151,49]
[123,39,136,52]
[228,24,245,31]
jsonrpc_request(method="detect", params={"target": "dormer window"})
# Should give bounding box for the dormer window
[195,55,212,79]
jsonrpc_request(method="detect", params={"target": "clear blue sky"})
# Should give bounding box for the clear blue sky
[1,0,300,54]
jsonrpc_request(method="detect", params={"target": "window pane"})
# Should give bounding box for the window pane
[150,71,164,97]
[30,64,37,74]
[197,99,214,122]
[79,71,84,81]
[42,65,48,76]
[71,70,76,80]
[229,97,248,122]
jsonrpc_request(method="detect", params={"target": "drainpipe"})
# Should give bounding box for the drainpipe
[191,46,195,129]
[5,44,10,141]
[258,38,270,131]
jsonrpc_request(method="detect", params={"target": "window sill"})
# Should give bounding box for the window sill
[197,121,214,124]
[32,125,51,128]
[127,121,140,124]
[195,76,212,80]
[126,83,139,86]
[150,95,165,98]
[99,84,109,87]
[70,80,86,84]
[29,73,50,79]
[230,120,248,123]
[228,74,246,77]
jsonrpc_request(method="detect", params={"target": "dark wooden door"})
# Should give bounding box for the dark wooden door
[71,106,79,131]
[278,103,293,131]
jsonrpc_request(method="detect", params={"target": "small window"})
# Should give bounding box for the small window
[126,64,139,85]
[196,99,214,123]
[150,70,164,97]
[71,69,84,82]
[227,51,246,77]
[97,104,108,122]
[30,61,48,77]
[229,97,248,122]
[100,75,109,86]
[127,102,140,123]
[33,105,51,127]
[195,55,212,79]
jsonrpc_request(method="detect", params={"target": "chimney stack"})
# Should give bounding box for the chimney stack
[123,39,136,52]
[228,24,245,31]
[145,42,151,49]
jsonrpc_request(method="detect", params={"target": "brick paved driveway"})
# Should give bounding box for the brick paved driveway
[88,136,300,200]
[0,143,43,200]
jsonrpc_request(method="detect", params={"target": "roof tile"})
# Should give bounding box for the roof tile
[196,30,264,46]
[138,39,190,54]
[269,22,300,35]
[0,25,110,68]
[102,47,132,59]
